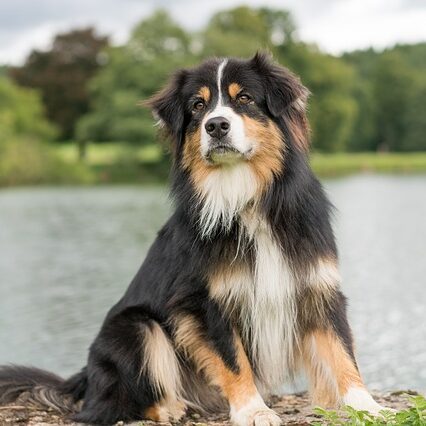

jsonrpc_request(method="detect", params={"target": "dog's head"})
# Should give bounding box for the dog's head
[148,52,310,234]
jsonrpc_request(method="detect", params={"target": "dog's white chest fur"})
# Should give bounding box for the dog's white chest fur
[210,210,298,392]
[242,213,297,390]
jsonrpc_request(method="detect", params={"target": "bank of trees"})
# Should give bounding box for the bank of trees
[6,6,426,154]
[0,76,90,185]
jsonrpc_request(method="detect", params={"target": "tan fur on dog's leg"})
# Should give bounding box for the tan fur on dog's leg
[174,315,281,426]
[302,329,385,415]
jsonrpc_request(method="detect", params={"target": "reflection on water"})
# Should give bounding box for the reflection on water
[0,176,425,390]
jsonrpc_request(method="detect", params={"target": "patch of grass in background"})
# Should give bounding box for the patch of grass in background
[0,138,94,187]
[55,142,162,166]
[311,152,426,176]
[312,394,426,426]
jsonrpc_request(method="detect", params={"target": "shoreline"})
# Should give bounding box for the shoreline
[0,391,420,425]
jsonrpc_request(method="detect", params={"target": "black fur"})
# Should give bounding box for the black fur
[0,52,358,424]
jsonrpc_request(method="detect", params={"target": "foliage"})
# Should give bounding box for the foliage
[9,28,108,139]
[0,76,92,186]
[343,43,426,152]
[312,394,426,426]
[0,75,56,140]
[76,11,194,146]
[0,136,93,186]
[3,6,426,177]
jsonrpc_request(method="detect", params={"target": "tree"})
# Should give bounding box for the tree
[343,43,426,152]
[0,76,76,186]
[202,6,296,57]
[401,76,426,151]
[76,11,193,147]
[9,28,108,140]
[0,76,56,141]
[372,51,413,151]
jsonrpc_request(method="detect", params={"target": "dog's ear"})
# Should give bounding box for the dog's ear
[146,69,188,140]
[250,51,309,116]
[250,51,310,150]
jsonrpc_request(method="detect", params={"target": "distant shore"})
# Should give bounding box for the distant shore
[54,143,426,182]
[1,142,426,187]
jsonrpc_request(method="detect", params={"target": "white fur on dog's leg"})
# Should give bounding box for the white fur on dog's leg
[343,387,387,415]
[230,394,281,426]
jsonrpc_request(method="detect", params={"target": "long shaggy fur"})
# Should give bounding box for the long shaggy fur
[0,52,379,424]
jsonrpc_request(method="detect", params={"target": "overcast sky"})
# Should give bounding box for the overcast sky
[1,0,425,65]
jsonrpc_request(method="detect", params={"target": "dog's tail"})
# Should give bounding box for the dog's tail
[0,365,87,413]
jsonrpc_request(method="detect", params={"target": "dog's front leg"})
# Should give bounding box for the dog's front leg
[299,284,386,415]
[302,327,385,414]
[173,314,281,426]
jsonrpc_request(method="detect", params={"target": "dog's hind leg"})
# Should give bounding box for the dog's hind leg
[139,321,186,422]
[73,306,185,425]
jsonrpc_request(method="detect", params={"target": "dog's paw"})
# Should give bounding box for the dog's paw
[166,398,187,422]
[252,409,282,426]
[144,398,186,422]
[343,387,388,416]
[231,395,281,426]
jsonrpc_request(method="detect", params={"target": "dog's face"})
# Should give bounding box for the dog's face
[149,52,308,169]
[148,53,310,234]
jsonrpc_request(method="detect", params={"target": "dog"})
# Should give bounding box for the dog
[0,52,385,425]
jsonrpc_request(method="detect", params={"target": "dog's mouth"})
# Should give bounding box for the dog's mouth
[205,141,250,165]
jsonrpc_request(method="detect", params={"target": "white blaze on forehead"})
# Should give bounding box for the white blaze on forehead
[216,59,227,105]
[200,59,254,158]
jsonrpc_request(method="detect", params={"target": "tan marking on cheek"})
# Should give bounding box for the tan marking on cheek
[228,83,242,99]
[242,116,284,194]
[198,86,211,102]
[182,127,218,195]
[302,329,364,407]
[173,315,257,410]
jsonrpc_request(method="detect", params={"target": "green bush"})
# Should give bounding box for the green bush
[0,137,93,186]
[0,76,93,186]
[0,76,56,140]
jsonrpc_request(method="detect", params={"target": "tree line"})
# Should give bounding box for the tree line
[4,6,426,155]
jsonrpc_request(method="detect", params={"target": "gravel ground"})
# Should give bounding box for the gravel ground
[0,391,420,426]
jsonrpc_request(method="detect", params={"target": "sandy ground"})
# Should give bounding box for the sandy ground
[0,391,419,426]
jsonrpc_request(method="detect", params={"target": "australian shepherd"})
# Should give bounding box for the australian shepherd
[0,53,386,425]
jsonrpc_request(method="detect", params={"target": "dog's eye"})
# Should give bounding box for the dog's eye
[193,100,206,112]
[237,93,252,104]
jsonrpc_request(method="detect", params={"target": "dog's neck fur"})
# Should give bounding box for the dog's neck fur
[197,163,296,389]
[197,163,259,238]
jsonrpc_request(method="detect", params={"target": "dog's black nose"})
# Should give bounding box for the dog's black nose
[205,116,230,139]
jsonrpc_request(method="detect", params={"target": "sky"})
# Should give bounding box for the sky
[0,0,425,65]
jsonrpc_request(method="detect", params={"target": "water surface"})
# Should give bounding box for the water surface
[0,175,425,390]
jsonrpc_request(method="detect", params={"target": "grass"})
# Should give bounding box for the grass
[311,152,426,177]
[51,142,426,184]
[55,142,162,166]
[313,394,426,426]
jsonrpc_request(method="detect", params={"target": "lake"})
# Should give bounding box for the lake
[0,175,425,391]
